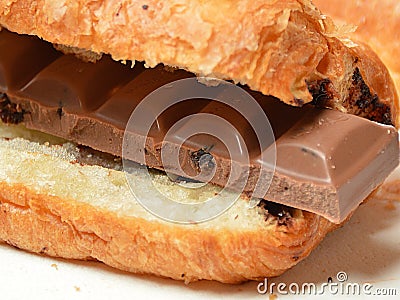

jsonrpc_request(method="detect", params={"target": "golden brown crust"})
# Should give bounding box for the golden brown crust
[314,0,400,88]
[0,182,338,283]
[314,0,400,126]
[0,0,397,125]
[344,43,398,125]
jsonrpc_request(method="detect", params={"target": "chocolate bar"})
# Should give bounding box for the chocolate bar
[0,29,398,222]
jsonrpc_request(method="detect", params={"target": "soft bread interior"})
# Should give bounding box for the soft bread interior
[0,123,269,228]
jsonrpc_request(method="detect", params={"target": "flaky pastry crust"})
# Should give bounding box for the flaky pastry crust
[314,0,400,95]
[0,182,338,283]
[0,0,398,125]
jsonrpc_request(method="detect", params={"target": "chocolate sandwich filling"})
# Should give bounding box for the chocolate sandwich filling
[0,29,398,223]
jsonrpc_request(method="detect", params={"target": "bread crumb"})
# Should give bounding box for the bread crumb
[53,44,102,63]
[385,201,396,211]
[74,286,81,292]
[51,263,58,270]
[381,180,400,200]
[269,294,278,300]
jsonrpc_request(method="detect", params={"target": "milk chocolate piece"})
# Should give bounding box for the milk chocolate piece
[0,29,61,91]
[0,29,398,223]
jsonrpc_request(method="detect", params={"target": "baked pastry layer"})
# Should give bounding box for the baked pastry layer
[314,0,400,95]
[0,0,397,125]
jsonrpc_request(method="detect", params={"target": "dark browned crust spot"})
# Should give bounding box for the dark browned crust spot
[0,93,27,124]
[307,68,393,125]
[345,68,392,125]
[308,78,336,107]
[257,200,294,226]
[292,255,300,262]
